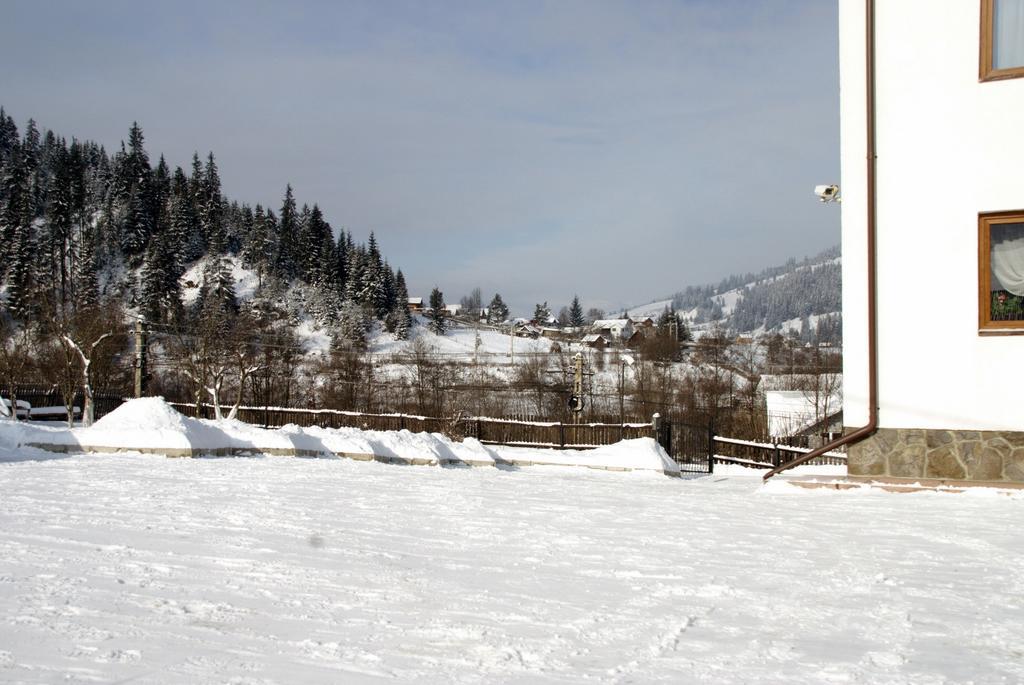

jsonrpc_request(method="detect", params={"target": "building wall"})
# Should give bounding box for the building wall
[841,0,1024,439]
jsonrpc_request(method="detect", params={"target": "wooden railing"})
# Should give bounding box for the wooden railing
[712,436,847,469]
[167,402,655,451]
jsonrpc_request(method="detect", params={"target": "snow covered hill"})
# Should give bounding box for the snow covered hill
[622,246,841,340]
[369,316,553,359]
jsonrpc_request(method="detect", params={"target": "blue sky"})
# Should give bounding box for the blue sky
[1,0,839,315]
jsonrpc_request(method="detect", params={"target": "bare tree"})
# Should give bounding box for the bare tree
[56,304,124,426]
[226,314,263,420]
[36,335,80,427]
[797,347,843,439]
[172,308,234,420]
[0,318,34,421]
[689,325,736,432]
[321,339,375,413]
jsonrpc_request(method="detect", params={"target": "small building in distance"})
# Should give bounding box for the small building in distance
[591,319,634,344]
[407,297,424,313]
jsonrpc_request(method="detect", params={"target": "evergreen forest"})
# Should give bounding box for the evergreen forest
[0,108,412,346]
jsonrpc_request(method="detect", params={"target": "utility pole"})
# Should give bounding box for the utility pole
[474,324,483,415]
[569,351,584,419]
[133,318,148,398]
[474,325,482,366]
[619,358,625,425]
[572,352,584,399]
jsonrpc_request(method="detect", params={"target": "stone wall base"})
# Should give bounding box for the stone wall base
[847,427,1024,483]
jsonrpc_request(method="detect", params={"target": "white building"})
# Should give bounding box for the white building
[590,319,634,343]
[840,0,1024,484]
[766,391,842,442]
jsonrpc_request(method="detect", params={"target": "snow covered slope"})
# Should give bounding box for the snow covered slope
[622,247,841,337]
[369,316,553,358]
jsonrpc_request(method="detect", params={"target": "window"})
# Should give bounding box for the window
[979,212,1024,331]
[981,0,1024,81]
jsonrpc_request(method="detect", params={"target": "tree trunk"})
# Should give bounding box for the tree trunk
[81,360,95,427]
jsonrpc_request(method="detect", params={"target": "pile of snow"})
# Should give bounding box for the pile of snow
[12,398,680,475]
[92,396,192,432]
[76,397,225,452]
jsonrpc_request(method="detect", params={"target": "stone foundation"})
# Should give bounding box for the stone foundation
[848,427,1024,483]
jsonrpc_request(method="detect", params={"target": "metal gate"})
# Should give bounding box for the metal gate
[656,418,713,475]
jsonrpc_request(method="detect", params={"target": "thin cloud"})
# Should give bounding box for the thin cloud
[0,0,839,314]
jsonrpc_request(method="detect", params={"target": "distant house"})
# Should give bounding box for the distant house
[513,322,542,338]
[625,330,646,349]
[407,297,424,313]
[444,303,462,317]
[591,319,633,343]
[630,316,655,330]
[766,391,842,442]
[582,333,609,350]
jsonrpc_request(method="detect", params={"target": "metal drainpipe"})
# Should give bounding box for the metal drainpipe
[764,0,879,481]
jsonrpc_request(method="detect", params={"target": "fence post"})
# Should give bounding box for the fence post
[559,422,565,448]
[476,417,482,441]
[706,423,715,474]
[773,442,781,468]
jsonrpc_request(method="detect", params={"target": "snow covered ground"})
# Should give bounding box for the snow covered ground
[369,317,553,360]
[1,433,1022,683]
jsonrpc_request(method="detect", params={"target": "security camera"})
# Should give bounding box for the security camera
[814,184,841,203]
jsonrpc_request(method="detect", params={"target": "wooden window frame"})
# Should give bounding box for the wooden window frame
[981,0,1024,81]
[979,211,1024,334]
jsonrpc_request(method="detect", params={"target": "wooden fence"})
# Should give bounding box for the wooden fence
[713,436,847,469]
[460,417,653,449]
[1,385,126,422]
[168,402,451,435]
[167,402,655,450]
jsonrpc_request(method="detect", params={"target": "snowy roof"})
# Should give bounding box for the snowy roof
[766,390,841,437]
[408,297,423,305]
[592,319,629,328]
[582,333,608,343]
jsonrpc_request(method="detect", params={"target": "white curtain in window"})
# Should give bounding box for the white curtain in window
[995,0,1024,69]
[991,230,1024,295]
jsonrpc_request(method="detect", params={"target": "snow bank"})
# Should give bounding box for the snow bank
[14,398,680,475]
[72,398,236,454]
[0,419,64,463]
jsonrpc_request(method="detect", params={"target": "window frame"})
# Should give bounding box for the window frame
[978,211,1024,334]
[980,0,1024,81]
